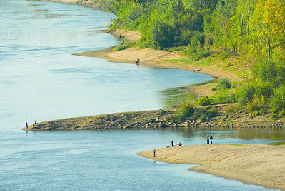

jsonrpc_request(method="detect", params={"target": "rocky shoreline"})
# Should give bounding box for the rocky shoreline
[23,106,285,131]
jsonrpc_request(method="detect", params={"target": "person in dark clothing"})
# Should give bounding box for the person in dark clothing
[136,58,140,65]
[171,140,174,146]
[153,149,156,157]
[210,136,213,144]
[206,135,209,144]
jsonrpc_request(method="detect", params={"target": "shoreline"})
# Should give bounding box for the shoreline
[25,2,285,190]
[73,46,241,81]
[137,144,285,191]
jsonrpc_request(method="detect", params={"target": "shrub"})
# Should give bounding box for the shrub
[191,50,212,61]
[215,92,236,104]
[220,51,232,60]
[206,107,219,118]
[252,60,277,83]
[216,78,231,90]
[237,85,256,105]
[270,85,285,112]
[174,102,194,121]
[196,96,212,106]
[252,111,259,117]
[198,114,207,122]
[278,110,285,117]
[259,109,265,116]
[255,82,273,98]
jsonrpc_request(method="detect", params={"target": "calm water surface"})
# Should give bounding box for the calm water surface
[0,0,282,190]
[1,0,213,130]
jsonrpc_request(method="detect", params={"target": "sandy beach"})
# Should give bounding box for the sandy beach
[138,144,285,190]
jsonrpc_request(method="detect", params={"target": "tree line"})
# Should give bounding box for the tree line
[96,0,285,118]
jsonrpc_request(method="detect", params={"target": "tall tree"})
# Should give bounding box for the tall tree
[250,0,285,60]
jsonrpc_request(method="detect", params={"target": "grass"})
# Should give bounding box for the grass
[269,141,285,146]
[229,144,246,146]
[162,87,197,108]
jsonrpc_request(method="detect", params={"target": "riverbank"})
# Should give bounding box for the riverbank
[138,144,285,190]
[23,0,285,131]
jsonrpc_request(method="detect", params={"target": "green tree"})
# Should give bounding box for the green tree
[250,0,285,60]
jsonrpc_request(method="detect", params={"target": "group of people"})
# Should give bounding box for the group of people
[206,135,213,144]
[171,140,182,147]
[153,140,182,158]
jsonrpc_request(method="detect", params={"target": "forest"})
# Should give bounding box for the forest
[93,0,285,120]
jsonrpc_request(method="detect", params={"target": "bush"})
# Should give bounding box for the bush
[214,92,236,104]
[191,50,212,61]
[206,107,219,118]
[220,51,232,60]
[252,60,277,83]
[252,111,259,117]
[278,110,285,117]
[198,114,207,122]
[216,78,231,90]
[196,96,212,106]
[255,82,273,98]
[237,85,256,105]
[174,102,194,121]
[271,85,285,112]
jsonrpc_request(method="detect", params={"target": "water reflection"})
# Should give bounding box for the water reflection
[174,127,285,141]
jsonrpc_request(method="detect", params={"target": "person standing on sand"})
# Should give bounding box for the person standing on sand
[206,135,209,144]
[136,58,140,65]
[153,149,156,157]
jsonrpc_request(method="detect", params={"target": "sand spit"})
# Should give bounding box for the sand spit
[138,144,285,190]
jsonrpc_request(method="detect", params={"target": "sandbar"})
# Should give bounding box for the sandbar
[138,144,285,190]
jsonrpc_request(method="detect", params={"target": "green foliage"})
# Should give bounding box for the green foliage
[106,0,285,117]
[173,102,194,121]
[113,40,135,51]
[198,114,207,122]
[216,78,231,90]
[269,141,285,146]
[278,110,285,117]
[225,104,239,114]
[253,60,277,83]
[236,85,256,105]
[220,51,233,60]
[196,96,212,106]
[270,85,285,112]
[214,92,236,104]
[206,107,219,118]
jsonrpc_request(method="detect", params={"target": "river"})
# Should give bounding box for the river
[0,0,281,190]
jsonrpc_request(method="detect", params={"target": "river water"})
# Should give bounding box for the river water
[0,0,282,190]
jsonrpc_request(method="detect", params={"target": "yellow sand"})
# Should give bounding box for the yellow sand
[138,144,285,190]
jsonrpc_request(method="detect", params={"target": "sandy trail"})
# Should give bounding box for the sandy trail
[138,144,285,190]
